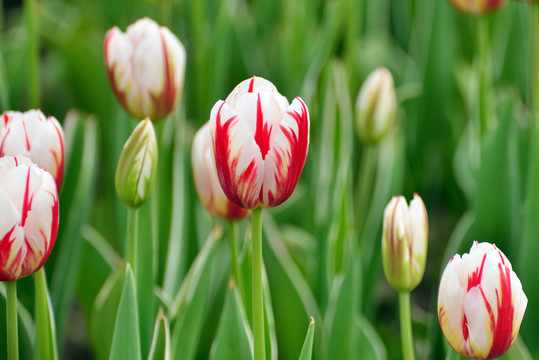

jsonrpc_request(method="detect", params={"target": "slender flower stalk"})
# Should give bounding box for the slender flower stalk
[6,281,18,360]
[399,292,415,360]
[126,207,139,275]
[251,208,265,360]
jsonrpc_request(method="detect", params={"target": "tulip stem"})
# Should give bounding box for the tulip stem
[398,291,415,360]
[6,281,18,360]
[126,207,139,276]
[252,207,265,360]
[228,221,242,291]
[24,0,39,108]
[477,16,491,138]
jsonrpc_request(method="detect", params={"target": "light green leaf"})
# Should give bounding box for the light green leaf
[298,317,315,360]
[355,315,387,360]
[34,269,59,360]
[148,308,171,360]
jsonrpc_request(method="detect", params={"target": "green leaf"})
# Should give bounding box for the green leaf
[500,335,533,360]
[109,264,141,360]
[148,308,171,360]
[355,315,387,360]
[210,281,253,360]
[298,317,315,360]
[34,269,59,360]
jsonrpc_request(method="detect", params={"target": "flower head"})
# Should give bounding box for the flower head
[382,193,428,292]
[210,76,310,209]
[192,122,250,220]
[0,156,59,281]
[116,118,158,208]
[438,242,527,360]
[104,17,186,120]
[0,110,64,188]
[447,0,508,14]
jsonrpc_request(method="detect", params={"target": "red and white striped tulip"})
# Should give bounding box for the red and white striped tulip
[192,122,250,220]
[210,76,309,209]
[0,156,59,281]
[0,110,64,188]
[438,242,527,360]
[447,0,508,14]
[104,17,186,120]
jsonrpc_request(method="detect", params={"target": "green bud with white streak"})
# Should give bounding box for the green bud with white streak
[116,118,158,208]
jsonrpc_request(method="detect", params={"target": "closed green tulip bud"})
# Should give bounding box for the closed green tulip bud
[382,194,428,292]
[116,118,158,208]
[355,67,396,143]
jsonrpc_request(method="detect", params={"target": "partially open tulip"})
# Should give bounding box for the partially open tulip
[210,76,309,209]
[355,67,396,143]
[116,118,158,208]
[382,194,428,292]
[0,156,59,281]
[447,0,507,14]
[0,110,64,188]
[192,122,250,220]
[104,17,186,120]
[438,242,527,360]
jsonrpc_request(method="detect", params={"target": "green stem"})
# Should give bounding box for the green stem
[398,291,415,360]
[126,207,139,276]
[6,281,18,360]
[24,0,39,108]
[251,208,265,360]
[478,16,491,138]
[228,221,242,291]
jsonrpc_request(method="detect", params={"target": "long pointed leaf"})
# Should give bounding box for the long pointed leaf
[298,317,315,360]
[148,308,171,360]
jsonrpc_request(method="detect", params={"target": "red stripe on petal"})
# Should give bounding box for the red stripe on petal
[21,168,33,227]
[156,29,177,119]
[248,76,255,93]
[0,226,18,281]
[255,94,272,160]
[468,253,487,290]
[50,118,64,188]
[0,128,10,155]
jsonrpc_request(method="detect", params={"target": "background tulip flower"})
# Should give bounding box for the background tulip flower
[192,122,250,220]
[0,110,64,188]
[0,156,59,281]
[355,67,396,143]
[447,0,508,14]
[438,242,527,360]
[104,17,186,120]
[382,193,428,292]
[210,76,310,210]
[116,118,158,208]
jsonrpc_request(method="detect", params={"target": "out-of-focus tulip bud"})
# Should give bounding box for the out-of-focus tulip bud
[192,122,250,220]
[447,0,507,14]
[382,193,428,292]
[0,156,59,281]
[210,76,310,210]
[355,67,396,143]
[0,110,64,188]
[116,118,158,208]
[438,242,527,360]
[104,17,186,120]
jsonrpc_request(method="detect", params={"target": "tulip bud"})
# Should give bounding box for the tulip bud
[355,67,396,143]
[0,156,59,281]
[382,193,428,292]
[447,0,507,14]
[192,122,250,220]
[116,118,158,208]
[438,242,527,360]
[0,110,65,188]
[104,17,186,120]
[210,76,310,210]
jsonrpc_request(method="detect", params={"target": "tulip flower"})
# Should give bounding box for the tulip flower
[447,0,507,14]
[355,67,396,143]
[382,193,428,292]
[0,156,59,281]
[104,17,186,120]
[438,242,527,360]
[0,110,64,188]
[192,122,250,220]
[210,76,310,210]
[116,118,158,208]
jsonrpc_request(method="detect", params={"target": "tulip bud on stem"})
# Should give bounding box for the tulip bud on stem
[398,291,415,360]
[6,281,18,360]
[251,208,265,360]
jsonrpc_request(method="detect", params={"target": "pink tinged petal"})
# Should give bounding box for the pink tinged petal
[211,101,264,209]
[260,97,309,207]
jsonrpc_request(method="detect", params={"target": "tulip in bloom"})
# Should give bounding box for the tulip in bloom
[116,118,158,208]
[104,17,186,120]
[382,194,428,292]
[0,156,59,281]
[192,122,250,220]
[447,0,507,14]
[210,76,310,209]
[355,67,396,143]
[438,242,527,360]
[0,110,64,188]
